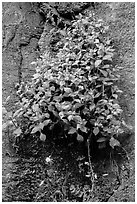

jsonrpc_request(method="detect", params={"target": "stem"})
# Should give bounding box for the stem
[11,118,18,128]
[87,138,94,194]
[102,83,104,96]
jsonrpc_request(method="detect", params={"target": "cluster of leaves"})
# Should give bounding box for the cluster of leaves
[3,12,125,151]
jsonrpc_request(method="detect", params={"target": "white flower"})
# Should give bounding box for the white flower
[45,156,52,163]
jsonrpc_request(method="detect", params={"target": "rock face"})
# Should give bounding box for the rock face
[40,2,93,19]
[2,2,44,103]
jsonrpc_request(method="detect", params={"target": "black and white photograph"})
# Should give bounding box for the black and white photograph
[2,1,135,202]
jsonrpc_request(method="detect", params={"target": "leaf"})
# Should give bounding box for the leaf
[40,133,46,141]
[59,111,65,119]
[109,137,120,149]
[97,137,107,142]
[2,107,7,115]
[45,113,50,118]
[102,65,110,69]
[32,104,39,112]
[68,115,73,121]
[89,104,95,111]
[93,127,99,135]
[95,60,102,67]
[73,115,82,123]
[86,66,91,70]
[64,87,72,93]
[106,128,113,133]
[43,119,51,126]
[33,73,40,79]
[60,30,66,36]
[13,108,23,118]
[70,184,75,192]
[7,111,13,118]
[94,92,101,98]
[112,94,118,99]
[74,103,83,110]
[107,115,113,120]
[13,127,22,136]
[2,121,13,130]
[48,105,54,112]
[103,55,112,61]
[50,86,55,91]
[77,124,87,133]
[68,127,77,134]
[31,125,41,134]
[2,122,8,130]
[99,69,108,77]
[104,82,113,86]
[77,134,84,142]
[5,96,11,102]
[98,142,106,149]
[61,103,71,111]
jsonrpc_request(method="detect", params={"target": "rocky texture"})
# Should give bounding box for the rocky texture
[2,2,44,201]
[2,2,44,103]
[94,2,135,201]
[40,2,93,20]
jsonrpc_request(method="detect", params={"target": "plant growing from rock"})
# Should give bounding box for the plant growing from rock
[3,11,128,192]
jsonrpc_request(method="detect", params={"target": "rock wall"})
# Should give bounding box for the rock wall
[2,2,44,105]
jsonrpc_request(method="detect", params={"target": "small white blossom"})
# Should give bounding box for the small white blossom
[45,156,52,163]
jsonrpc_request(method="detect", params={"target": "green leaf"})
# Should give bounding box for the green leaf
[64,87,72,93]
[33,73,40,79]
[109,137,120,149]
[99,69,108,77]
[107,115,113,120]
[40,133,46,141]
[31,125,41,134]
[2,107,7,115]
[43,119,51,126]
[32,104,39,112]
[103,55,112,61]
[45,113,50,118]
[104,82,113,86]
[95,60,102,67]
[112,94,118,99]
[102,65,110,69]
[13,127,22,136]
[68,127,77,134]
[97,137,107,142]
[94,92,101,98]
[74,103,83,110]
[77,134,84,142]
[106,128,113,133]
[98,142,106,149]
[93,127,99,135]
[5,96,11,103]
[60,30,66,36]
[13,108,23,118]
[89,104,95,111]
[50,86,55,91]
[2,121,13,130]
[73,115,82,123]
[7,111,13,118]
[77,124,87,133]
[61,103,71,111]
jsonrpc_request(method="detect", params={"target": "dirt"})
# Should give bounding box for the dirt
[2,2,135,202]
